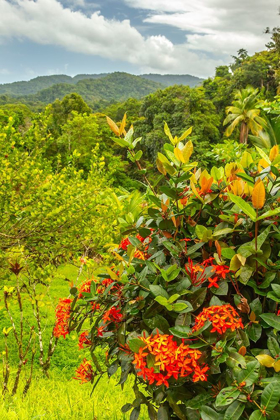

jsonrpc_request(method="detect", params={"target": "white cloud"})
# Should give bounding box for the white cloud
[124,0,279,55]
[0,0,277,79]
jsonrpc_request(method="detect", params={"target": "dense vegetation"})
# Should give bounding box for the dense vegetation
[0,33,280,419]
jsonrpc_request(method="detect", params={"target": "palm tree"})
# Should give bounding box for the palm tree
[223,86,267,144]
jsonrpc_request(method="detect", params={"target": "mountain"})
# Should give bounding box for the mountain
[140,74,204,87]
[0,72,203,97]
[18,73,164,105]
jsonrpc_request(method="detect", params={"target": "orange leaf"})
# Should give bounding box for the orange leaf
[215,240,221,259]
[119,113,127,136]
[269,145,279,162]
[106,116,120,137]
[238,346,247,356]
[200,176,213,194]
[252,179,265,209]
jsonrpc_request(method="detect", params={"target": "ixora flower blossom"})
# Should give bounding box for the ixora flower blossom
[102,306,123,324]
[74,358,94,383]
[53,298,72,338]
[78,331,92,350]
[192,304,244,335]
[132,333,209,388]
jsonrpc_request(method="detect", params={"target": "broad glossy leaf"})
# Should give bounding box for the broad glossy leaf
[252,180,266,209]
[261,382,280,411]
[228,193,257,221]
[237,360,260,386]
[224,401,245,420]
[268,337,280,358]
[255,354,275,368]
[249,410,266,420]
[260,314,280,330]
[149,285,169,299]
[216,386,240,407]
[188,288,207,310]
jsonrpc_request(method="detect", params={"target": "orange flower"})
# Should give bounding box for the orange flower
[102,306,123,324]
[53,298,72,338]
[192,304,244,335]
[74,358,93,383]
[132,333,209,388]
[78,331,92,350]
[78,278,95,298]
[185,258,207,286]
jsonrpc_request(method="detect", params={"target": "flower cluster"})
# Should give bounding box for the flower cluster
[78,331,93,350]
[53,298,72,338]
[132,333,209,387]
[119,233,152,260]
[102,306,123,324]
[74,358,94,383]
[185,257,230,289]
[192,304,244,334]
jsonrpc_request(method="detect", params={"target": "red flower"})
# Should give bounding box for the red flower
[53,298,72,338]
[192,304,244,335]
[132,333,209,388]
[97,326,105,337]
[78,331,92,349]
[102,307,123,324]
[74,358,93,383]
[185,258,207,286]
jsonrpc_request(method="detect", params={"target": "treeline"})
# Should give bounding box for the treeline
[0,33,279,187]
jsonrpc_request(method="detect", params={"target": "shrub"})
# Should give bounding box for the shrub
[59,117,280,419]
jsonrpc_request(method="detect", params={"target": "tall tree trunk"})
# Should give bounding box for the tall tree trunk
[240,122,249,144]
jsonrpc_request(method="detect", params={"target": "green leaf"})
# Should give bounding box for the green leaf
[213,228,234,237]
[169,325,191,338]
[186,242,205,256]
[256,146,271,165]
[260,314,280,330]
[272,284,280,298]
[261,382,280,411]
[157,405,169,420]
[228,193,257,222]
[224,401,245,420]
[185,394,212,409]
[215,386,240,407]
[173,302,188,312]
[187,288,207,310]
[249,410,266,420]
[144,315,170,333]
[257,207,280,221]
[268,337,280,358]
[226,352,246,369]
[155,296,168,306]
[221,248,236,259]
[237,361,260,386]
[247,323,262,343]
[149,285,169,299]
[130,406,140,420]
[128,338,146,353]
[200,406,221,420]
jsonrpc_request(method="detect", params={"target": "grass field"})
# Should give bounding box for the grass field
[0,265,148,419]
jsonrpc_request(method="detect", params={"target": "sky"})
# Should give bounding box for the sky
[0,0,279,83]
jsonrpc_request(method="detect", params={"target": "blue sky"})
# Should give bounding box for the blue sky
[0,0,278,83]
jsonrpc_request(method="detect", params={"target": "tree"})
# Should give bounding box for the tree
[223,86,267,144]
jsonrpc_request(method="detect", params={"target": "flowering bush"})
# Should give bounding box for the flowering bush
[56,116,280,419]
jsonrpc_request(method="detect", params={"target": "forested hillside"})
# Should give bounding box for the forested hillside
[140,73,204,87]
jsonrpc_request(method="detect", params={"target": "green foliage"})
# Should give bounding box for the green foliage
[67,119,280,420]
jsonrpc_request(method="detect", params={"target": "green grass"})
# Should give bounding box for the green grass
[0,371,148,419]
[0,264,149,419]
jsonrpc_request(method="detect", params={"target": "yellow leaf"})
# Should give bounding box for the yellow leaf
[249,311,256,322]
[190,180,204,203]
[230,254,242,272]
[106,116,120,137]
[119,113,127,136]
[240,151,253,168]
[252,179,265,209]
[164,122,175,145]
[106,267,119,281]
[258,158,269,173]
[256,354,275,368]
[273,360,280,372]
[269,145,279,162]
[231,180,244,196]
[174,140,193,163]
[179,126,193,141]
[156,158,167,175]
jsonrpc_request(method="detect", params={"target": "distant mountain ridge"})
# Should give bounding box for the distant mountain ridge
[0,72,203,97]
